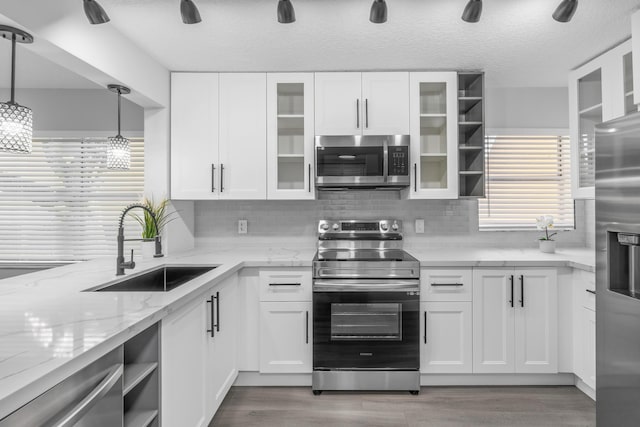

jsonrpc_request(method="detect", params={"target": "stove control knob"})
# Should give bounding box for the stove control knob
[320,223,329,231]
[391,222,399,231]
[380,223,389,232]
[332,223,340,231]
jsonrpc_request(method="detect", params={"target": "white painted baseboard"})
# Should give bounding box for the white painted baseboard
[575,377,596,401]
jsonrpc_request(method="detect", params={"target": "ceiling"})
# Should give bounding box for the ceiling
[0,0,639,90]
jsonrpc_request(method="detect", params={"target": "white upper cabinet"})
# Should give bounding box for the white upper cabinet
[170,72,267,200]
[171,73,219,200]
[632,10,640,106]
[219,73,267,200]
[569,39,633,199]
[267,73,315,199]
[409,72,459,199]
[314,72,410,136]
[361,72,410,134]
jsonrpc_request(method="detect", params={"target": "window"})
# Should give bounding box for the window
[0,137,144,261]
[479,135,574,230]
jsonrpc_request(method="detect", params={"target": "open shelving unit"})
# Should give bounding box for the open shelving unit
[457,72,485,197]
[123,324,160,427]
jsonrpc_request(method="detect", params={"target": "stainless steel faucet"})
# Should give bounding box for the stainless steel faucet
[116,204,163,275]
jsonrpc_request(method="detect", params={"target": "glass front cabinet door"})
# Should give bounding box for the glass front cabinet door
[267,73,315,199]
[409,72,459,199]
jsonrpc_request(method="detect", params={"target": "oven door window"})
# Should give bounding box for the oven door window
[316,146,384,177]
[330,303,401,341]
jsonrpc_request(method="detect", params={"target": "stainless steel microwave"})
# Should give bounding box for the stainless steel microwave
[314,135,410,189]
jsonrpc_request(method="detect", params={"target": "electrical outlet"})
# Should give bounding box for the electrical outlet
[238,219,248,234]
[415,219,425,234]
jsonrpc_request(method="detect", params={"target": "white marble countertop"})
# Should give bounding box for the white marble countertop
[0,245,594,418]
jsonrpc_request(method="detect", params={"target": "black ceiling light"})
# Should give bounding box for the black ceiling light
[552,0,578,23]
[370,0,387,24]
[461,0,482,23]
[0,26,33,154]
[278,0,296,24]
[181,0,202,24]
[83,0,110,25]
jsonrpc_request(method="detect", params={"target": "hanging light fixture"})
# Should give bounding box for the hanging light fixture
[83,0,110,25]
[107,84,131,170]
[181,0,202,24]
[278,0,296,24]
[461,0,482,23]
[370,0,387,24]
[0,26,33,154]
[552,0,578,23]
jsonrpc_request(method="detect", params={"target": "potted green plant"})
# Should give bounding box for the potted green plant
[131,196,175,258]
[536,215,558,253]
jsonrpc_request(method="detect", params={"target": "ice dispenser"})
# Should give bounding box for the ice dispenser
[609,231,640,299]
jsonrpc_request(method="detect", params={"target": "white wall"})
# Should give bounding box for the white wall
[485,87,569,130]
[0,89,144,133]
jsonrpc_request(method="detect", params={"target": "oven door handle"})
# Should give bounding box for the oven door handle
[313,279,419,292]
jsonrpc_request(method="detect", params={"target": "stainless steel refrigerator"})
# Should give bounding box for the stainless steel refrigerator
[595,111,640,425]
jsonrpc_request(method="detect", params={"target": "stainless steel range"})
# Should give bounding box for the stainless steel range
[312,219,420,395]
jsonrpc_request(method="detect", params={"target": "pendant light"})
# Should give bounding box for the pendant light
[552,0,578,23]
[0,26,33,154]
[278,0,296,24]
[461,0,482,23]
[107,85,131,170]
[181,0,202,24]
[370,0,387,24]
[83,0,110,25]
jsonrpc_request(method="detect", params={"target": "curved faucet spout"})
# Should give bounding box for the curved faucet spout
[116,203,164,275]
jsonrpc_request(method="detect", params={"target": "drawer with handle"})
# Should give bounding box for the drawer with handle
[259,269,312,302]
[421,268,472,302]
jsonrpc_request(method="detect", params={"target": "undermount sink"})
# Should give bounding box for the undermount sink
[88,265,217,292]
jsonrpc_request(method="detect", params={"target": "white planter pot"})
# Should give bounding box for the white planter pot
[141,240,156,259]
[539,240,556,254]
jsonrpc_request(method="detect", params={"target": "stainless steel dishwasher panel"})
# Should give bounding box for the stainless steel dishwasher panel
[0,348,124,427]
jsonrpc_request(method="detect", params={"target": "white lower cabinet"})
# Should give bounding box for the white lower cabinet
[420,301,473,373]
[472,268,558,374]
[161,275,238,426]
[573,269,596,391]
[259,301,312,373]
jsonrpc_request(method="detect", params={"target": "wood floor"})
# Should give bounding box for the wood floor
[210,386,595,427]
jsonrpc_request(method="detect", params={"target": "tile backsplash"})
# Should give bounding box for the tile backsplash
[194,191,589,250]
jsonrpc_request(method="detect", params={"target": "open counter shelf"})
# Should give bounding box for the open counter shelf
[124,409,159,427]
[124,362,158,396]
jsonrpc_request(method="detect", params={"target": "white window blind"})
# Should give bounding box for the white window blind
[0,137,144,261]
[479,135,574,230]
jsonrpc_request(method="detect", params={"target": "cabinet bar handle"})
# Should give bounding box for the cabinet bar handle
[308,163,312,192]
[269,282,301,286]
[215,291,220,332]
[424,311,427,344]
[365,98,369,128]
[356,99,360,129]
[431,283,464,287]
[211,164,216,192]
[207,295,215,337]
[586,289,596,295]
[220,164,224,193]
[306,310,309,344]
[519,275,524,307]
[509,275,514,307]
[414,163,418,192]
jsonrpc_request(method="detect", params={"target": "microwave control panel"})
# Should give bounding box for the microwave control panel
[388,146,409,176]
